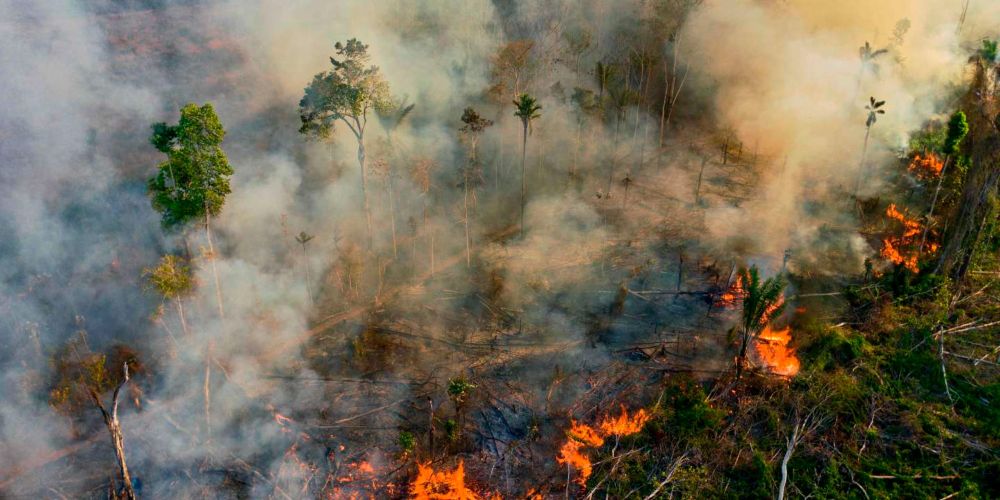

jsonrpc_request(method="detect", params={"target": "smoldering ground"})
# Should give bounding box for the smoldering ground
[0,0,997,497]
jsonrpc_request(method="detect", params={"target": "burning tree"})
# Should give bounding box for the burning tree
[148,102,232,319]
[920,110,969,253]
[299,39,391,250]
[735,266,787,380]
[513,93,542,238]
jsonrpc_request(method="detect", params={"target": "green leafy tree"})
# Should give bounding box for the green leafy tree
[735,266,787,380]
[144,255,195,337]
[921,110,969,253]
[460,107,493,267]
[299,39,390,250]
[513,94,541,237]
[148,102,232,319]
[980,39,998,63]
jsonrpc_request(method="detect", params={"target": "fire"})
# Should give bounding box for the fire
[907,153,943,178]
[718,274,745,306]
[881,203,935,273]
[599,406,651,436]
[274,413,294,426]
[556,407,649,486]
[411,460,482,500]
[755,325,800,377]
[557,438,594,485]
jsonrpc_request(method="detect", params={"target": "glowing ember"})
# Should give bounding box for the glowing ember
[556,407,649,486]
[755,325,800,376]
[274,413,294,426]
[881,203,935,272]
[411,460,482,500]
[907,153,943,178]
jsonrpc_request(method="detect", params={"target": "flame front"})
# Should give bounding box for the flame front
[412,460,482,500]
[755,325,800,376]
[881,203,936,272]
[556,407,649,486]
[907,153,943,178]
[718,274,745,306]
[599,406,651,436]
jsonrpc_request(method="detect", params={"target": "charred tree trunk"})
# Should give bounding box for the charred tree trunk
[174,298,190,337]
[91,364,135,500]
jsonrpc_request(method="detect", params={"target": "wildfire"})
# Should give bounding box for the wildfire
[411,461,483,500]
[556,407,649,486]
[718,275,746,306]
[599,406,651,436]
[755,325,800,377]
[907,153,944,178]
[274,413,294,427]
[881,203,936,273]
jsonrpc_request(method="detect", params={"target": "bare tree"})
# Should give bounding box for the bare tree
[460,107,493,267]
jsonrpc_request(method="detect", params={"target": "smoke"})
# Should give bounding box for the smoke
[1,0,997,496]
[681,0,988,271]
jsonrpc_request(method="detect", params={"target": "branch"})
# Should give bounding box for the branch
[111,363,131,421]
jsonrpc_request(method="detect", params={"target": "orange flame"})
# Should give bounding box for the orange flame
[599,406,651,436]
[907,153,943,179]
[755,325,800,377]
[718,275,746,307]
[556,407,649,486]
[412,460,483,500]
[881,203,935,272]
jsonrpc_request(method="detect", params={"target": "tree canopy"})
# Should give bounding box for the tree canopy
[299,39,391,141]
[147,103,233,229]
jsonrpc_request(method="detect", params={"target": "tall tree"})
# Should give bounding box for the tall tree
[856,41,889,98]
[920,110,969,253]
[460,107,493,267]
[490,40,535,191]
[854,96,886,199]
[148,103,231,437]
[295,231,316,305]
[513,94,542,238]
[375,96,415,259]
[735,266,786,380]
[570,87,598,181]
[144,255,194,337]
[299,39,390,250]
[148,103,232,320]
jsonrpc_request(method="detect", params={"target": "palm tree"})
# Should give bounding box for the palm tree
[854,96,886,199]
[514,93,542,237]
[295,231,315,305]
[856,42,888,98]
[735,266,787,380]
